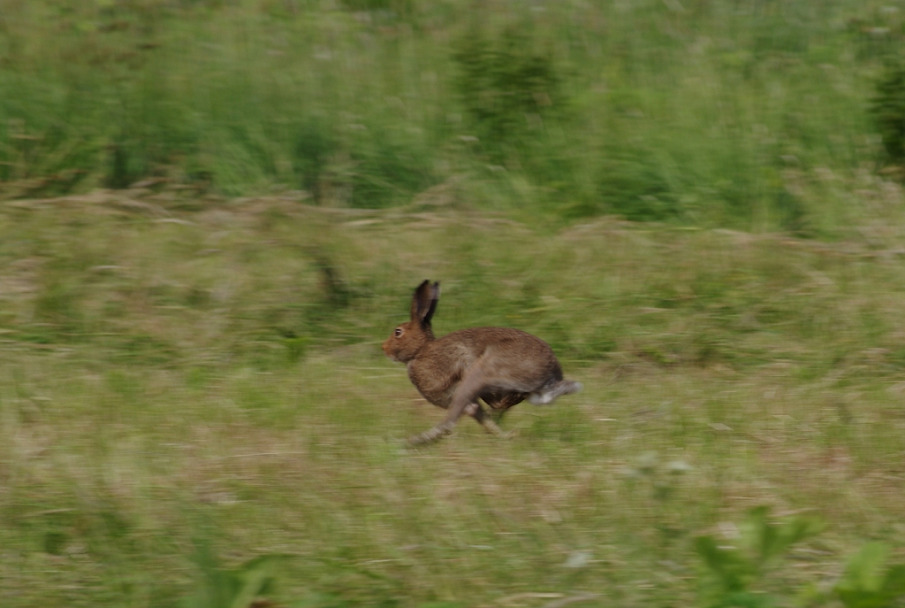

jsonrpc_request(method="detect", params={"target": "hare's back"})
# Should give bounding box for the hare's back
[438,327,562,376]
[441,326,554,353]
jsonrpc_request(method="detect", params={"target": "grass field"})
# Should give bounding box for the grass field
[1,191,905,607]
[2,1,905,607]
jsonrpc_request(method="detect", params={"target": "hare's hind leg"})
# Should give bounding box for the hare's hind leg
[528,379,582,405]
[466,402,510,438]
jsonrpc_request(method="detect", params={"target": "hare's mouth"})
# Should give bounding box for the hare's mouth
[381,342,400,362]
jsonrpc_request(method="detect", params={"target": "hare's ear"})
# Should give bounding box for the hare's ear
[411,280,440,326]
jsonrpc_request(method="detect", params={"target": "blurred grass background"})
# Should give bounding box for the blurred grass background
[2,1,905,607]
[3,0,904,230]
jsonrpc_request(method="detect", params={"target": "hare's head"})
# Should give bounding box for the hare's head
[382,280,439,363]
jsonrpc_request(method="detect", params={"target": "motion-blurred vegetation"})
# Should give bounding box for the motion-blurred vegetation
[2,191,905,605]
[3,0,905,231]
[3,1,905,607]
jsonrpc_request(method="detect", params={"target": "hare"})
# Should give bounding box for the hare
[382,280,581,446]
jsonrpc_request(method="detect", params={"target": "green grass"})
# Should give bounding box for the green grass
[2,0,905,232]
[3,1,905,606]
[1,195,905,606]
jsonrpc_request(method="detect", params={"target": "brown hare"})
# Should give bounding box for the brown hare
[382,280,581,446]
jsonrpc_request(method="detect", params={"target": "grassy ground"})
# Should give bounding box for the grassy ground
[3,1,905,606]
[1,190,904,606]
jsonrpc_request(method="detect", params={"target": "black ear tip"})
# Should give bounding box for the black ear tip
[414,280,439,299]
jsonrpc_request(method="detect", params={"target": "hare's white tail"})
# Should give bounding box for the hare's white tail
[529,379,582,405]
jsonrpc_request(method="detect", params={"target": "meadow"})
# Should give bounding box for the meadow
[2,1,905,607]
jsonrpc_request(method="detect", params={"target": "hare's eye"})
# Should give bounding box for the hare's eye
[394,327,404,338]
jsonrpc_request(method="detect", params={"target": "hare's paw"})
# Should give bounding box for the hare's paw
[529,379,583,405]
[478,417,517,439]
[499,427,518,440]
[405,422,454,447]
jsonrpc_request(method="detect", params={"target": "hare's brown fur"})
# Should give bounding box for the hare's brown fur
[383,280,581,445]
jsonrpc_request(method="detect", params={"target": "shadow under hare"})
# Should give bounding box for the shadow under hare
[382,280,581,446]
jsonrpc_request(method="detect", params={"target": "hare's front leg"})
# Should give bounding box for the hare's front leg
[405,400,502,447]
[406,421,456,446]
[406,361,509,446]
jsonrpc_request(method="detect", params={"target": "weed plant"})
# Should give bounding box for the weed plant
[873,59,905,166]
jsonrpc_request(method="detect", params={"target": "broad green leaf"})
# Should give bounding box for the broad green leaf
[835,543,905,608]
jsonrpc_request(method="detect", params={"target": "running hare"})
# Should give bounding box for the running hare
[382,280,581,446]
